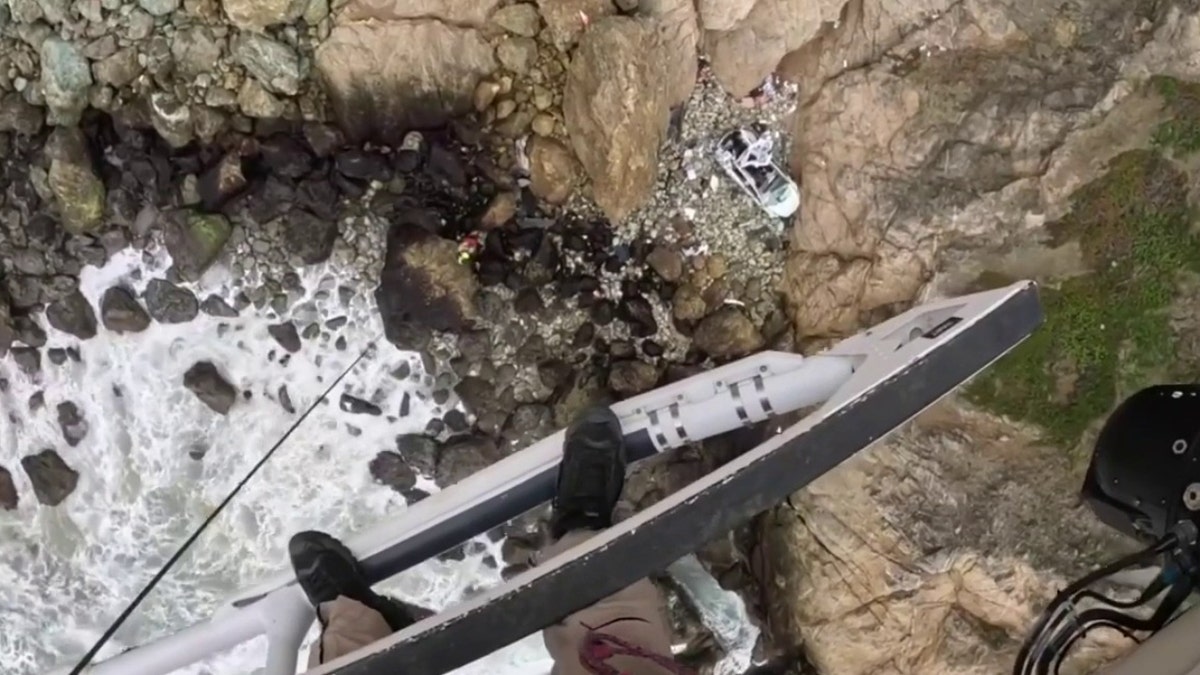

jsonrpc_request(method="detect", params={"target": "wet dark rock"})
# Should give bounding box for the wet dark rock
[443,409,469,433]
[456,330,491,367]
[335,149,391,182]
[302,322,321,340]
[392,361,412,380]
[376,225,478,346]
[641,340,665,358]
[144,279,199,323]
[524,236,560,285]
[268,321,301,353]
[0,466,16,510]
[335,336,348,351]
[340,393,382,416]
[427,142,466,187]
[283,209,339,265]
[47,349,68,366]
[396,434,438,477]
[100,286,151,334]
[403,487,431,504]
[610,340,636,359]
[20,449,78,506]
[297,177,341,221]
[455,376,497,417]
[369,451,417,492]
[183,361,237,415]
[435,435,502,487]
[572,322,595,349]
[538,359,571,391]
[516,334,546,365]
[201,295,239,318]
[28,391,44,412]
[56,401,88,447]
[46,289,97,339]
[619,295,658,337]
[693,307,764,358]
[13,316,46,347]
[198,152,247,211]
[590,299,614,325]
[12,347,40,376]
[511,285,544,312]
[303,123,345,157]
[326,316,348,330]
[278,385,296,414]
[501,404,554,452]
[260,135,314,178]
[432,389,450,405]
[609,360,658,397]
[647,245,684,282]
[164,210,232,281]
[425,418,446,436]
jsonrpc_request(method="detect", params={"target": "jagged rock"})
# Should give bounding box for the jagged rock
[198,152,247,211]
[282,210,339,265]
[46,289,97,340]
[697,0,756,30]
[376,225,478,347]
[149,92,194,149]
[608,360,659,396]
[0,93,45,135]
[260,135,314,178]
[237,79,287,118]
[619,295,658,337]
[395,434,438,477]
[100,286,151,334]
[164,210,232,281]
[41,39,92,125]
[20,450,78,506]
[144,279,199,324]
[563,17,671,221]
[369,451,417,492]
[56,401,88,447]
[708,0,843,97]
[201,295,239,318]
[340,393,382,416]
[233,33,303,96]
[303,123,345,157]
[12,347,40,376]
[0,466,16,510]
[492,3,540,36]
[221,0,306,29]
[268,322,302,353]
[501,403,555,453]
[172,26,223,80]
[183,361,237,415]
[93,48,142,88]
[481,191,518,229]
[647,244,684,282]
[528,136,579,205]
[693,307,763,358]
[46,127,105,234]
[536,0,615,51]
[435,435,502,487]
[496,37,538,74]
[315,21,496,143]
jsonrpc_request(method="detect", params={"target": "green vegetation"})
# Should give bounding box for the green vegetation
[966,149,1200,447]
[1151,75,1200,154]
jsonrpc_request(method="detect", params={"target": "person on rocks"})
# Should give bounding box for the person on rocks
[290,406,688,675]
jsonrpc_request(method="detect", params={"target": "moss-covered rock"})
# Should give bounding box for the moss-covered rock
[164,210,232,281]
[967,149,1200,448]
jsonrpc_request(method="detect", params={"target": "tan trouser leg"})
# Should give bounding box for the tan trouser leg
[305,596,393,668]
[538,530,676,675]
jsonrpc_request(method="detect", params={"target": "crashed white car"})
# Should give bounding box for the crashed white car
[714,127,801,219]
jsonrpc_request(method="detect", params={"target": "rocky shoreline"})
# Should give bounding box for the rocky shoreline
[8,0,1200,673]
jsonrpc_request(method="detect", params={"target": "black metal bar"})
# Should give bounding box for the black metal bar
[328,284,1043,675]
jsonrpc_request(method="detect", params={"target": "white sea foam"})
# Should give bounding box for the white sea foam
[0,243,554,675]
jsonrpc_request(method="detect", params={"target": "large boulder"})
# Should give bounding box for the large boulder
[375,225,478,347]
[46,289,97,340]
[697,0,756,31]
[536,0,615,51]
[163,210,232,281]
[144,279,199,324]
[20,449,79,507]
[640,0,700,107]
[315,21,496,143]
[563,17,672,221]
[336,0,501,25]
[221,0,307,29]
[40,39,92,125]
[706,0,847,97]
[45,127,105,234]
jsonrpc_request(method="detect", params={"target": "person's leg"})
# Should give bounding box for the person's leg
[289,531,428,668]
[539,407,680,675]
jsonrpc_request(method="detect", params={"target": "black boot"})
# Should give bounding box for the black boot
[549,406,628,540]
[288,530,431,632]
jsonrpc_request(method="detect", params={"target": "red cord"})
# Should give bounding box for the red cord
[578,630,696,675]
